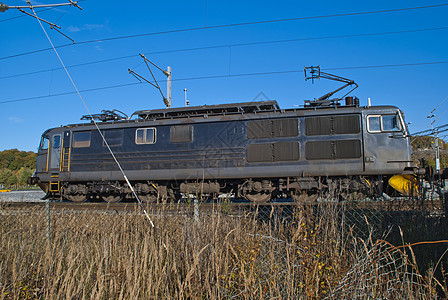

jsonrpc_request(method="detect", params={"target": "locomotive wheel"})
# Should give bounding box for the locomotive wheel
[66,194,87,203]
[138,194,157,203]
[292,193,318,202]
[102,195,121,203]
[245,192,271,203]
[293,193,308,202]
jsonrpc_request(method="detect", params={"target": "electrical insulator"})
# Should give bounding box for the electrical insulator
[0,3,9,12]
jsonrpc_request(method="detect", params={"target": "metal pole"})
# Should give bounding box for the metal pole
[166,66,172,108]
[184,88,189,106]
[194,198,199,224]
[435,129,441,171]
[46,198,50,240]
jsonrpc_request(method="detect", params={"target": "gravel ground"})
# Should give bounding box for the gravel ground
[0,190,46,202]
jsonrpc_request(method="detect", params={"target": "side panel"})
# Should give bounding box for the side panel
[68,121,247,176]
[65,113,365,181]
[299,114,364,176]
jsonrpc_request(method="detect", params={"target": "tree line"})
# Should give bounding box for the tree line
[410,136,447,168]
[411,136,447,150]
[0,149,36,188]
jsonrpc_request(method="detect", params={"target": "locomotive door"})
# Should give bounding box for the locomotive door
[61,131,71,172]
[49,134,61,170]
[364,113,410,173]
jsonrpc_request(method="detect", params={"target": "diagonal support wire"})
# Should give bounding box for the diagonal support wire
[143,55,166,101]
[17,7,60,28]
[129,69,159,89]
[12,1,80,43]
[28,3,156,228]
[129,53,171,108]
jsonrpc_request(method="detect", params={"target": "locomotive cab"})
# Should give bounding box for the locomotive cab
[28,128,69,196]
[363,107,413,175]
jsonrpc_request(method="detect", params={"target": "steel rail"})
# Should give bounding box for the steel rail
[1,199,444,214]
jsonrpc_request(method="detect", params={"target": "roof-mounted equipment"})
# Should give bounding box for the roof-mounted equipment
[304,66,358,107]
[132,101,280,120]
[81,109,128,122]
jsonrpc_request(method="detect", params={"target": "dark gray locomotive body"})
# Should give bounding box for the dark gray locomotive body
[30,100,413,202]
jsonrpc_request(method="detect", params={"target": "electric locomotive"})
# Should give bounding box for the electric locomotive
[28,97,416,203]
[29,67,433,203]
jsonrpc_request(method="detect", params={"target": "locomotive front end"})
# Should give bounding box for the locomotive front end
[363,106,414,175]
[27,127,65,197]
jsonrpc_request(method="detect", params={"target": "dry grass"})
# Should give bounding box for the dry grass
[0,204,444,299]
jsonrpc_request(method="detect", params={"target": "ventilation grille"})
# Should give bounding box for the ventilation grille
[247,142,300,162]
[305,140,361,160]
[170,125,193,143]
[247,119,299,139]
[305,115,360,136]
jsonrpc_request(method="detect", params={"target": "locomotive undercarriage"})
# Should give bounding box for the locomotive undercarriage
[56,176,385,203]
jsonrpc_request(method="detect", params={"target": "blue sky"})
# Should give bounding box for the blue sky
[0,0,447,151]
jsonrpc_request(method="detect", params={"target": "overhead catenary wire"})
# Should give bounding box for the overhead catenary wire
[409,95,448,134]
[411,123,448,137]
[429,95,448,120]
[2,25,448,80]
[1,2,448,61]
[28,3,156,227]
[431,108,448,125]
[1,61,448,105]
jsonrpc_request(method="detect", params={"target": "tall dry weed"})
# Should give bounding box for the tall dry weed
[0,203,444,299]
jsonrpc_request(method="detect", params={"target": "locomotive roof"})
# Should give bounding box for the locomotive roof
[132,100,281,120]
[62,101,400,130]
[131,100,400,121]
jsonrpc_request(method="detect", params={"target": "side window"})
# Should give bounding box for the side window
[135,128,156,144]
[382,115,401,131]
[367,116,381,132]
[53,135,61,149]
[73,132,91,148]
[170,125,193,143]
[367,114,401,133]
[41,135,50,150]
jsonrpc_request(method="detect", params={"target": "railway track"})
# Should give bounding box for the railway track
[1,198,445,216]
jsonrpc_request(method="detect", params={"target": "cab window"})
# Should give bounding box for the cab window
[53,135,61,149]
[382,115,401,131]
[40,135,50,150]
[367,116,381,133]
[368,114,402,133]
